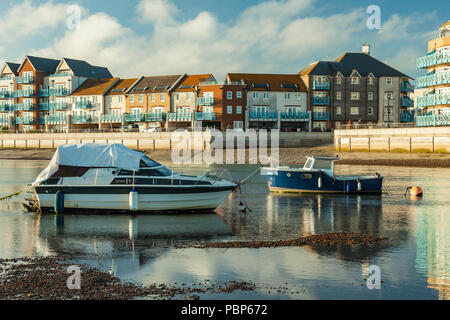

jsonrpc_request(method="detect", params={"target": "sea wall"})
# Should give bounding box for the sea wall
[334,127,450,153]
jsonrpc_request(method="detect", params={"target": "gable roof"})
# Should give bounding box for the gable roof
[174,74,215,92]
[130,74,184,94]
[2,62,20,76]
[299,52,412,79]
[59,58,113,78]
[71,78,120,96]
[106,78,139,95]
[20,55,60,73]
[227,73,307,92]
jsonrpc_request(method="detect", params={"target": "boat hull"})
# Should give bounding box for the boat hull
[35,185,236,213]
[262,168,383,194]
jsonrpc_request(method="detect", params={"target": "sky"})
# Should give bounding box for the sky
[0,0,448,81]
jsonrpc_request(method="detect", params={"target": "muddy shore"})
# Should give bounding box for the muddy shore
[1,146,449,167]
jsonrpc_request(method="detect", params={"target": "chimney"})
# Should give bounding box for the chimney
[362,43,371,55]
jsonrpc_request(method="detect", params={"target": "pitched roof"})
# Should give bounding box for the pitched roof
[71,78,119,96]
[227,73,307,92]
[440,20,450,30]
[61,58,113,78]
[22,55,60,73]
[130,75,184,94]
[299,52,412,79]
[174,74,215,92]
[106,78,139,95]
[4,62,20,76]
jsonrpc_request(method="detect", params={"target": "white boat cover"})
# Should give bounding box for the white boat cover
[33,143,149,185]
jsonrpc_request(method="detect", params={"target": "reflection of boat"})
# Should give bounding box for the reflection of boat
[261,155,383,194]
[28,143,237,213]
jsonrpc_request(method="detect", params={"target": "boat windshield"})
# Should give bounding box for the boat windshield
[140,155,161,168]
[304,158,314,169]
[312,159,333,170]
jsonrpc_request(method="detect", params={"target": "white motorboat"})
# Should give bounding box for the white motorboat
[27,143,238,214]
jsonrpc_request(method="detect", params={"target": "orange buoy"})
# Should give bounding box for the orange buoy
[410,186,423,197]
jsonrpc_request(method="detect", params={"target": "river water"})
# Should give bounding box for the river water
[0,160,448,299]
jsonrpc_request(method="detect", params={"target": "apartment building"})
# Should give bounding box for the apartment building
[416,21,450,126]
[226,73,308,131]
[0,63,20,129]
[299,44,414,129]
[69,78,120,131]
[102,78,140,129]
[125,75,185,130]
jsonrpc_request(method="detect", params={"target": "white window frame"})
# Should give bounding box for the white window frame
[160,93,165,102]
[227,105,233,114]
[368,107,374,115]
[350,92,360,100]
[236,106,242,114]
[236,91,242,98]
[130,95,135,103]
[336,106,342,115]
[368,92,374,101]
[252,92,259,100]
[227,91,233,99]
[385,77,392,85]
[263,92,269,100]
[351,77,359,85]
[336,92,342,100]
[350,107,359,115]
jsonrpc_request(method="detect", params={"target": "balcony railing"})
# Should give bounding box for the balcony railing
[49,71,73,78]
[167,111,193,121]
[416,93,450,107]
[249,111,278,121]
[312,96,330,105]
[416,71,450,88]
[416,51,450,69]
[145,112,165,122]
[400,96,414,108]
[15,117,35,125]
[12,90,34,98]
[195,112,216,121]
[45,115,67,124]
[0,105,10,112]
[0,92,11,99]
[279,112,310,121]
[312,81,330,90]
[13,103,34,111]
[400,112,415,122]
[75,101,93,109]
[416,113,450,127]
[197,97,215,106]
[312,112,330,121]
[0,75,15,81]
[38,102,68,110]
[0,118,9,125]
[38,88,69,97]
[16,75,34,84]
[124,113,145,122]
[72,115,92,124]
[100,114,123,123]
[400,82,414,93]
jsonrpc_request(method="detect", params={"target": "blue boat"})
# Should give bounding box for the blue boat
[261,155,383,194]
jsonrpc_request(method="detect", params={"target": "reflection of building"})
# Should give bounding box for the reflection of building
[415,205,450,300]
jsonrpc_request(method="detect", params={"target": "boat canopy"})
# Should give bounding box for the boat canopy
[33,143,159,185]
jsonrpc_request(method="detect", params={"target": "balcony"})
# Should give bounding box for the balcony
[145,112,165,122]
[400,96,414,108]
[400,81,414,93]
[312,81,330,90]
[101,114,123,123]
[417,51,450,69]
[0,105,10,112]
[416,93,450,107]
[50,71,73,78]
[312,112,330,121]
[0,92,11,99]
[197,97,215,106]
[15,116,34,125]
[72,115,92,124]
[312,96,330,105]
[195,112,216,121]
[75,101,93,109]
[167,111,193,121]
[124,113,145,122]
[13,103,34,111]
[416,113,450,127]
[12,90,34,98]
[0,75,15,81]
[280,112,310,121]
[45,115,67,125]
[400,111,415,122]
[249,111,278,121]
[16,75,34,84]
[416,71,450,88]
[0,118,9,125]
[38,88,69,97]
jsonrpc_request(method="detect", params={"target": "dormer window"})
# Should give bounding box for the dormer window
[351,76,359,85]
[385,77,392,85]
[336,76,342,84]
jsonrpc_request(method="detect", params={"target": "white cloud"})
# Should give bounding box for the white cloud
[137,0,178,25]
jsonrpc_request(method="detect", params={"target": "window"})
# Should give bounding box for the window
[139,94,144,102]
[227,105,233,114]
[350,107,359,115]
[368,92,374,100]
[336,107,342,115]
[160,93,165,101]
[174,93,179,101]
[368,77,374,85]
[234,121,243,129]
[294,93,301,100]
[263,92,269,100]
[252,92,259,100]
[118,96,122,103]
[368,107,374,115]
[186,92,191,100]
[151,94,156,102]
[285,93,291,100]
[336,92,342,100]
[351,92,360,100]
[236,106,242,114]
[385,77,392,85]
[351,77,359,85]
[384,92,393,100]
[336,76,342,84]
[236,91,242,98]
[130,95,134,103]
[227,91,233,99]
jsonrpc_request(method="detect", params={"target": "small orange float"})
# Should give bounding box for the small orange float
[406,186,423,197]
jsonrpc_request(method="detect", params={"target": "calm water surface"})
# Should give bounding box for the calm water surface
[0,160,448,300]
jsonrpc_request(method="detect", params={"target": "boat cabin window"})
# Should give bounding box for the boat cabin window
[41,177,61,185]
[304,158,314,170]
[118,167,172,177]
[111,178,211,185]
[312,159,333,170]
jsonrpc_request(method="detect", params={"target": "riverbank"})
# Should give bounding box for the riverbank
[1,146,450,167]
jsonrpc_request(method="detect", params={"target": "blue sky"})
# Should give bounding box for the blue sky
[0,0,448,80]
